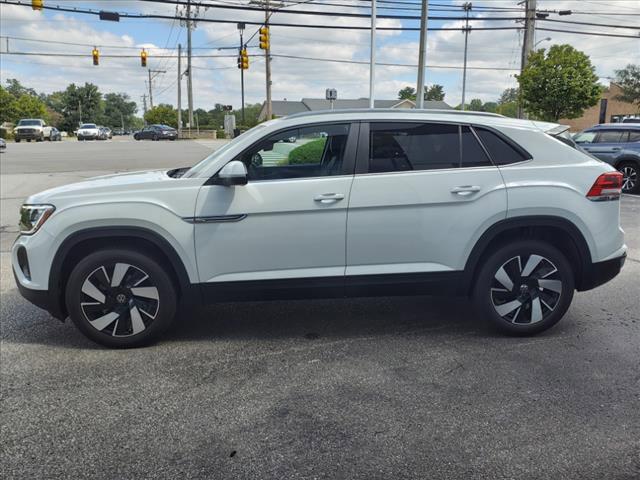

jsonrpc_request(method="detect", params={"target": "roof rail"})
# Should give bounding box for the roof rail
[285,108,505,119]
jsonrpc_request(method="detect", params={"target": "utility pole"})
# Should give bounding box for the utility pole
[141,94,148,119]
[238,23,246,125]
[147,69,166,110]
[416,0,429,109]
[120,112,124,132]
[177,43,183,137]
[518,0,536,118]
[78,101,83,125]
[369,0,376,109]
[461,2,472,111]
[187,0,194,132]
[265,0,273,120]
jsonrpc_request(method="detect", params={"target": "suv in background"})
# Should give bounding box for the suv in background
[14,119,53,142]
[13,110,626,347]
[574,123,640,194]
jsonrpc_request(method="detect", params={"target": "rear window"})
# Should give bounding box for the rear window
[461,126,492,167]
[626,130,640,142]
[474,128,529,165]
[596,130,625,143]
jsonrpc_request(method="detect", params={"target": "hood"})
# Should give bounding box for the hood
[26,170,176,204]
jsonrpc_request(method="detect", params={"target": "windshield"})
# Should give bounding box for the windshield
[183,123,268,178]
[18,120,42,126]
[81,124,97,129]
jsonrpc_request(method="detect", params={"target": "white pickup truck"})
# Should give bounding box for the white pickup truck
[14,119,53,142]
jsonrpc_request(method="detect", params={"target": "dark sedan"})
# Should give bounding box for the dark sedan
[134,125,178,141]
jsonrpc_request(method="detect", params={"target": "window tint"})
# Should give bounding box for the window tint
[369,123,459,173]
[627,130,640,142]
[461,126,492,167]
[596,130,624,143]
[475,128,529,165]
[241,123,350,181]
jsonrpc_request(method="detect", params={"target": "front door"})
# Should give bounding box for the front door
[193,122,358,300]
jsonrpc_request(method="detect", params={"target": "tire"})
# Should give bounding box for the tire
[27,139,31,142]
[473,240,575,336]
[15,139,20,143]
[65,248,177,348]
[152,134,159,141]
[134,135,140,141]
[618,161,639,194]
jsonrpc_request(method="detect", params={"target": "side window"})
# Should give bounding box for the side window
[475,127,529,165]
[595,130,624,143]
[461,126,492,167]
[368,123,459,173]
[241,123,351,181]
[573,131,596,144]
[627,130,640,142]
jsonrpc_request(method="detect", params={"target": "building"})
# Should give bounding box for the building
[560,83,639,131]
[258,98,452,121]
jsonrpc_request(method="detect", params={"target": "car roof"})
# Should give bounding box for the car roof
[273,108,560,132]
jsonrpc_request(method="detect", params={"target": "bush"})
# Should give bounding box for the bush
[0,127,13,140]
[287,138,326,165]
[216,129,226,139]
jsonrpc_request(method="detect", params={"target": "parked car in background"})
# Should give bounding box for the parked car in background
[48,127,62,142]
[101,127,113,139]
[12,109,626,347]
[0,138,6,151]
[134,124,178,141]
[574,123,640,194]
[77,123,102,141]
[14,119,53,142]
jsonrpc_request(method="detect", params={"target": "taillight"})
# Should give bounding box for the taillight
[586,172,623,201]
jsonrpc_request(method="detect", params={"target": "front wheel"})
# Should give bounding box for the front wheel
[65,249,177,348]
[618,161,639,194]
[473,240,575,336]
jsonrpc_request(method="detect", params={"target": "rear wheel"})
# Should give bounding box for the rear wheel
[618,161,639,194]
[473,240,575,336]
[65,249,177,348]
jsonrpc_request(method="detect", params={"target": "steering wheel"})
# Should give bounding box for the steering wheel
[251,153,263,167]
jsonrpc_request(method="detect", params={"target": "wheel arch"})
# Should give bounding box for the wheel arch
[463,216,593,295]
[614,155,640,169]
[49,226,198,319]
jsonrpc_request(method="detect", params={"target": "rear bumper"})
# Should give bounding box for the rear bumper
[577,253,626,291]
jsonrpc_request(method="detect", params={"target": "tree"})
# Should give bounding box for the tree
[482,101,498,113]
[468,98,484,111]
[499,88,519,104]
[425,84,445,101]
[4,78,37,98]
[397,84,445,102]
[614,64,640,110]
[517,44,601,121]
[0,87,17,124]
[103,93,137,130]
[58,83,104,132]
[398,86,416,100]
[144,104,177,128]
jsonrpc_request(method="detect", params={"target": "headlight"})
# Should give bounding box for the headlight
[19,205,55,235]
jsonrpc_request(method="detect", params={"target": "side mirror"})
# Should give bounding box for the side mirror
[215,160,248,186]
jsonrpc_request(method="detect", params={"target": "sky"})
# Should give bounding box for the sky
[0,0,639,115]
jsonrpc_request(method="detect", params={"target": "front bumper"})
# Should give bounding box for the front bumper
[577,253,626,291]
[15,131,43,139]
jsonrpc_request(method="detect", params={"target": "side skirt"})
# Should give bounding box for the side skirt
[198,271,465,303]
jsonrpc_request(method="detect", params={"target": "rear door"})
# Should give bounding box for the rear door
[345,122,508,284]
[582,129,626,164]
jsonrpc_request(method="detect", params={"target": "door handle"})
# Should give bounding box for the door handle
[611,147,621,151]
[314,193,345,204]
[451,185,481,196]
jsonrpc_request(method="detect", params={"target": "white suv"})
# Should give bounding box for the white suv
[13,110,626,347]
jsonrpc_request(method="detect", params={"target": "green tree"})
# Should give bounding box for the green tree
[144,104,177,128]
[517,44,601,121]
[482,101,498,113]
[614,64,640,110]
[499,87,519,104]
[4,78,37,98]
[425,84,445,101]
[398,86,416,100]
[103,93,137,130]
[0,86,17,123]
[468,98,484,111]
[497,101,518,118]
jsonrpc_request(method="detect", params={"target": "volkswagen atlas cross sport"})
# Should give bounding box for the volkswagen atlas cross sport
[13,109,626,347]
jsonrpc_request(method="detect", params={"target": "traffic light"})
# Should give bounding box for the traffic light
[92,48,99,66]
[32,0,43,11]
[237,48,249,70]
[140,49,147,67]
[259,26,270,50]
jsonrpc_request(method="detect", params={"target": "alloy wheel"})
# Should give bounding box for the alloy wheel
[490,254,562,325]
[80,263,159,337]
[620,165,637,193]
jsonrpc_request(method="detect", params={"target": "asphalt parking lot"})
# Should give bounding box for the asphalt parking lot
[1,139,639,479]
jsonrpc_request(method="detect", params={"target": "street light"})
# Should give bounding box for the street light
[534,37,552,48]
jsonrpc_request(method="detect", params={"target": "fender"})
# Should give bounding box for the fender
[48,226,197,319]
[462,215,592,294]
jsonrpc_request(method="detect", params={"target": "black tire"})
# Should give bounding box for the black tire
[134,135,140,141]
[618,161,639,194]
[15,138,20,143]
[152,134,159,141]
[65,248,177,348]
[27,139,31,142]
[473,240,575,336]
